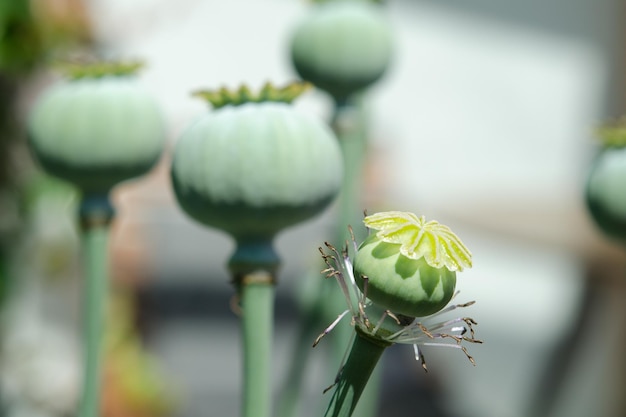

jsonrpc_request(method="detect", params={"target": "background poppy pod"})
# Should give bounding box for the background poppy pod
[171,100,343,241]
[28,74,165,193]
[291,1,393,101]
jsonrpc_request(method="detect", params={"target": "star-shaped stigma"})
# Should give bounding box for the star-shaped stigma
[364,211,472,272]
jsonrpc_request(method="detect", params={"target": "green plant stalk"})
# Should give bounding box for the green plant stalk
[79,222,109,417]
[230,240,278,417]
[327,97,369,355]
[332,98,368,244]
[329,97,383,417]
[240,277,275,417]
[323,332,387,417]
[277,97,374,417]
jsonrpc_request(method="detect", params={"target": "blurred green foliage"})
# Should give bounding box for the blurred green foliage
[0,0,41,307]
[0,0,44,75]
[0,0,82,309]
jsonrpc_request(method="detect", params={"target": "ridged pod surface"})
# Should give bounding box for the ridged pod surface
[171,101,343,241]
[353,212,471,317]
[291,1,392,101]
[28,76,165,192]
[354,234,456,317]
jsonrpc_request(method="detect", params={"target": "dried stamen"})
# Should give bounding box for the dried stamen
[314,310,350,347]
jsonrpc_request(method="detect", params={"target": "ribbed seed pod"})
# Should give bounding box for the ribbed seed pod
[353,211,472,317]
[28,65,165,194]
[26,61,166,417]
[354,233,457,317]
[171,83,343,272]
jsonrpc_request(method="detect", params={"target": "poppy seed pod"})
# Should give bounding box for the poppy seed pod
[317,211,480,387]
[171,83,343,245]
[290,1,393,101]
[353,212,472,317]
[354,234,457,317]
[27,62,165,194]
[586,147,626,242]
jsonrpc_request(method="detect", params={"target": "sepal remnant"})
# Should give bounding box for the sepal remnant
[596,117,626,148]
[56,59,144,79]
[193,81,311,109]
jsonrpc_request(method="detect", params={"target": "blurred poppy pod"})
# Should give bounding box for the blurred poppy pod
[27,61,165,194]
[290,1,393,102]
[171,83,343,271]
[585,119,626,243]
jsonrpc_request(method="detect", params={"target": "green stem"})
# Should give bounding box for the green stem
[328,96,368,354]
[277,97,372,417]
[79,223,109,417]
[323,332,387,417]
[78,193,113,417]
[329,97,384,417]
[230,239,278,417]
[240,274,275,417]
[332,98,368,243]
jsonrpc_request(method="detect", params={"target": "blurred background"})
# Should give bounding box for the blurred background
[1,0,626,417]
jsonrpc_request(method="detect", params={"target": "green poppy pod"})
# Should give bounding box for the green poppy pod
[290,1,393,102]
[353,211,472,318]
[586,147,626,243]
[354,234,457,317]
[170,84,343,246]
[585,121,626,243]
[27,64,165,194]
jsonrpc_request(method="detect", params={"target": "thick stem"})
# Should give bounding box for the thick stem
[78,193,113,417]
[230,238,278,417]
[330,98,384,417]
[277,97,373,417]
[240,273,275,417]
[323,332,387,417]
[79,223,109,417]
